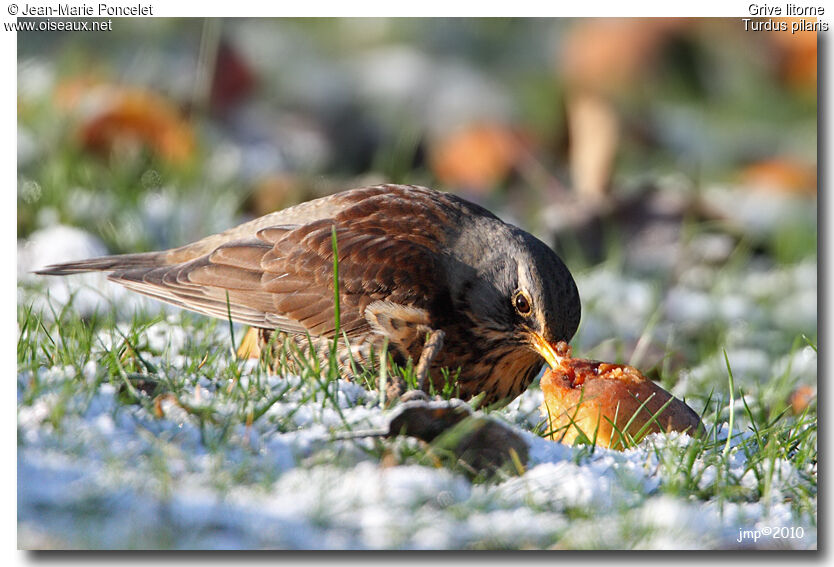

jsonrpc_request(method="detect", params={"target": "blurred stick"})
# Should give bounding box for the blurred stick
[192,18,223,117]
[566,91,619,204]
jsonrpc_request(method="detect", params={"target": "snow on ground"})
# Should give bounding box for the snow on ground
[17,331,816,549]
[17,224,171,319]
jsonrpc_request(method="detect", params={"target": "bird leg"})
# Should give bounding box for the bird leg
[414,328,445,393]
[236,326,262,359]
[387,328,446,404]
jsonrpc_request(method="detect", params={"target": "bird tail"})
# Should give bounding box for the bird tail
[33,251,168,276]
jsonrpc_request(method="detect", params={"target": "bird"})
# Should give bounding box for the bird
[36,184,581,406]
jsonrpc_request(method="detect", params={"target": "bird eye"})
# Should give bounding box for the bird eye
[513,290,532,316]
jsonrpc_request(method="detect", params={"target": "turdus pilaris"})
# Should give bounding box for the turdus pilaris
[36,184,581,405]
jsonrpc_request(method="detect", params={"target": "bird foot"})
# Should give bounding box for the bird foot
[399,390,431,404]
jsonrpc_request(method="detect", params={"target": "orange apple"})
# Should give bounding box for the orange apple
[541,344,704,449]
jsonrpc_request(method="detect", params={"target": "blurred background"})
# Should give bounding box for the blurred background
[17,18,817,409]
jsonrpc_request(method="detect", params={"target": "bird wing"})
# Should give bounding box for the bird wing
[109,216,444,338]
[35,184,460,337]
[162,184,403,264]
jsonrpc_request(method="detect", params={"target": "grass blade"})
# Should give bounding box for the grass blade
[722,349,735,456]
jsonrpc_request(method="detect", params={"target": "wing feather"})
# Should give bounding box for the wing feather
[44,184,465,339]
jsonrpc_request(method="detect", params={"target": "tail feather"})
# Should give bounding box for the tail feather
[33,252,168,276]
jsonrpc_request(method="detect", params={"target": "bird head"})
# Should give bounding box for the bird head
[508,230,581,369]
[454,226,581,370]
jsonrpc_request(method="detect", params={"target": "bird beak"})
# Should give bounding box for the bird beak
[530,333,565,370]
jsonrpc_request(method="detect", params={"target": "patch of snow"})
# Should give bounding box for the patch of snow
[18,225,168,318]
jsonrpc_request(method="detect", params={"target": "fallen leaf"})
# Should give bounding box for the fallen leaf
[429,123,521,192]
[767,19,818,89]
[739,158,817,196]
[386,400,529,478]
[387,400,473,442]
[68,85,195,164]
[560,18,687,93]
[789,384,816,415]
